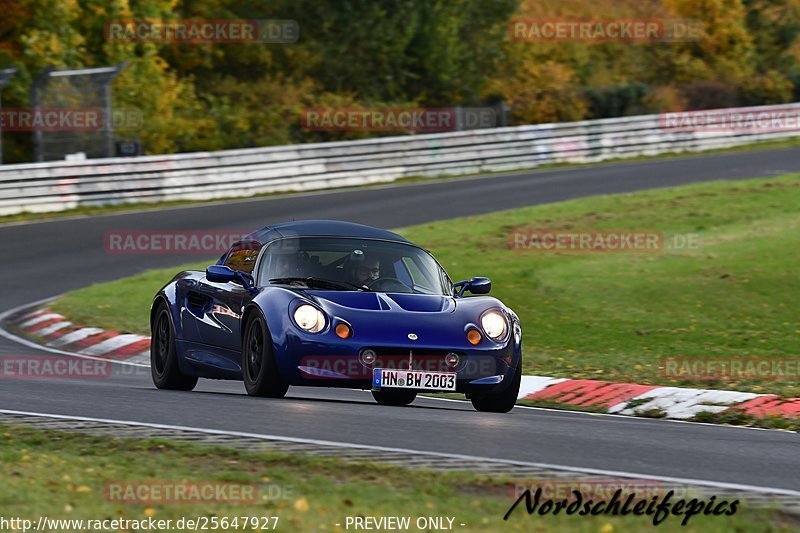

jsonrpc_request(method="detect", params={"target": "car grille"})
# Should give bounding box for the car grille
[364,347,464,372]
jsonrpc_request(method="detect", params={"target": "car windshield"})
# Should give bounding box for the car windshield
[259,237,451,295]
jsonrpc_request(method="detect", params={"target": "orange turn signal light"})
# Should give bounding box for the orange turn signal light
[335,323,352,339]
[466,329,482,345]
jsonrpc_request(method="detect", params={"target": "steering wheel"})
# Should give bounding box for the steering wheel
[367,277,412,293]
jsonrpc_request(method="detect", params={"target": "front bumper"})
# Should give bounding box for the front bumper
[282,341,518,393]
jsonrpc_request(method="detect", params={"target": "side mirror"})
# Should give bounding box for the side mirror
[207,265,259,295]
[453,277,491,297]
[468,277,491,294]
[206,265,236,283]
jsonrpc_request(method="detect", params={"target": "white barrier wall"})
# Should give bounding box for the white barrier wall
[2,103,799,216]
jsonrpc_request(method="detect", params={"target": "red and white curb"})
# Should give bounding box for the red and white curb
[7,307,800,422]
[519,376,800,420]
[9,308,150,365]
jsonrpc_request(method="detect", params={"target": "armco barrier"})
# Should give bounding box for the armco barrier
[2,103,799,216]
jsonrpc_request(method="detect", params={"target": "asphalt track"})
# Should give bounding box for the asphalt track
[1,148,799,493]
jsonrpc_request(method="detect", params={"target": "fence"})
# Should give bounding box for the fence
[2,103,799,216]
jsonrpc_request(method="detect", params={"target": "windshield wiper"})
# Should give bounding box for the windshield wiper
[269,277,372,292]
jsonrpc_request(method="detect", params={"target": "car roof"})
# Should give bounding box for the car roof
[244,220,411,244]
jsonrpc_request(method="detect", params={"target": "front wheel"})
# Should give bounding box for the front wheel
[372,389,417,406]
[151,303,198,391]
[470,360,521,413]
[242,313,289,398]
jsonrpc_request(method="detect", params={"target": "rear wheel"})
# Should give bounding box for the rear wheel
[470,360,521,413]
[372,389,417,406]
[242,313,289,398]
[150,303,198,391]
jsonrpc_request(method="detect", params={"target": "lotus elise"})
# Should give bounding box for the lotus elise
[150,220,522,412]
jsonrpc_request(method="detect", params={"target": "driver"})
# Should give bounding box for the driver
[351,255,380,287]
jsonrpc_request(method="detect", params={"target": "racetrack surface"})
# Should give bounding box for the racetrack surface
[1,147,799,492]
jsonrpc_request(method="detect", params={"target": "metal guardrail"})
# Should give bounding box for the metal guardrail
[2,103,799,216]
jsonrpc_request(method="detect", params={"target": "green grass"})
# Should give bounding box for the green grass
[51,266,208,338]
[399,174,800,397]
[3,137,799,226]
[0,423,795,532]
[48,174,800,396]
[692,410,800,431]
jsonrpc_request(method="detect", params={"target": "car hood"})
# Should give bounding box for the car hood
[261,287,512,348]
[304,290,456,313]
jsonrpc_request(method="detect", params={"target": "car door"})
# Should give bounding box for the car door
[189,242,260,356]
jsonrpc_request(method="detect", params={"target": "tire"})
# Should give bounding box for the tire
[242,312,289,398]
[151,303,198,391]
[372,389,417,406]
[470,359,521,413]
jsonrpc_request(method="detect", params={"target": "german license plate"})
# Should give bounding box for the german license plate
[373,369,456,391]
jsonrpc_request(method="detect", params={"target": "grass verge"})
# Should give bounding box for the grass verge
[0,423,796,531]
[692,410,800,431]
[48,174,800,397]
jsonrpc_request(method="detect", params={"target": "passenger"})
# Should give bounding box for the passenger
[273,253,299,278]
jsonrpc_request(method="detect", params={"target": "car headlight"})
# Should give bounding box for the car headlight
[481,310,507,340]
[293,304,326,333]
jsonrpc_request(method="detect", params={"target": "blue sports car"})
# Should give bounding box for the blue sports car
[150,220,522,412]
